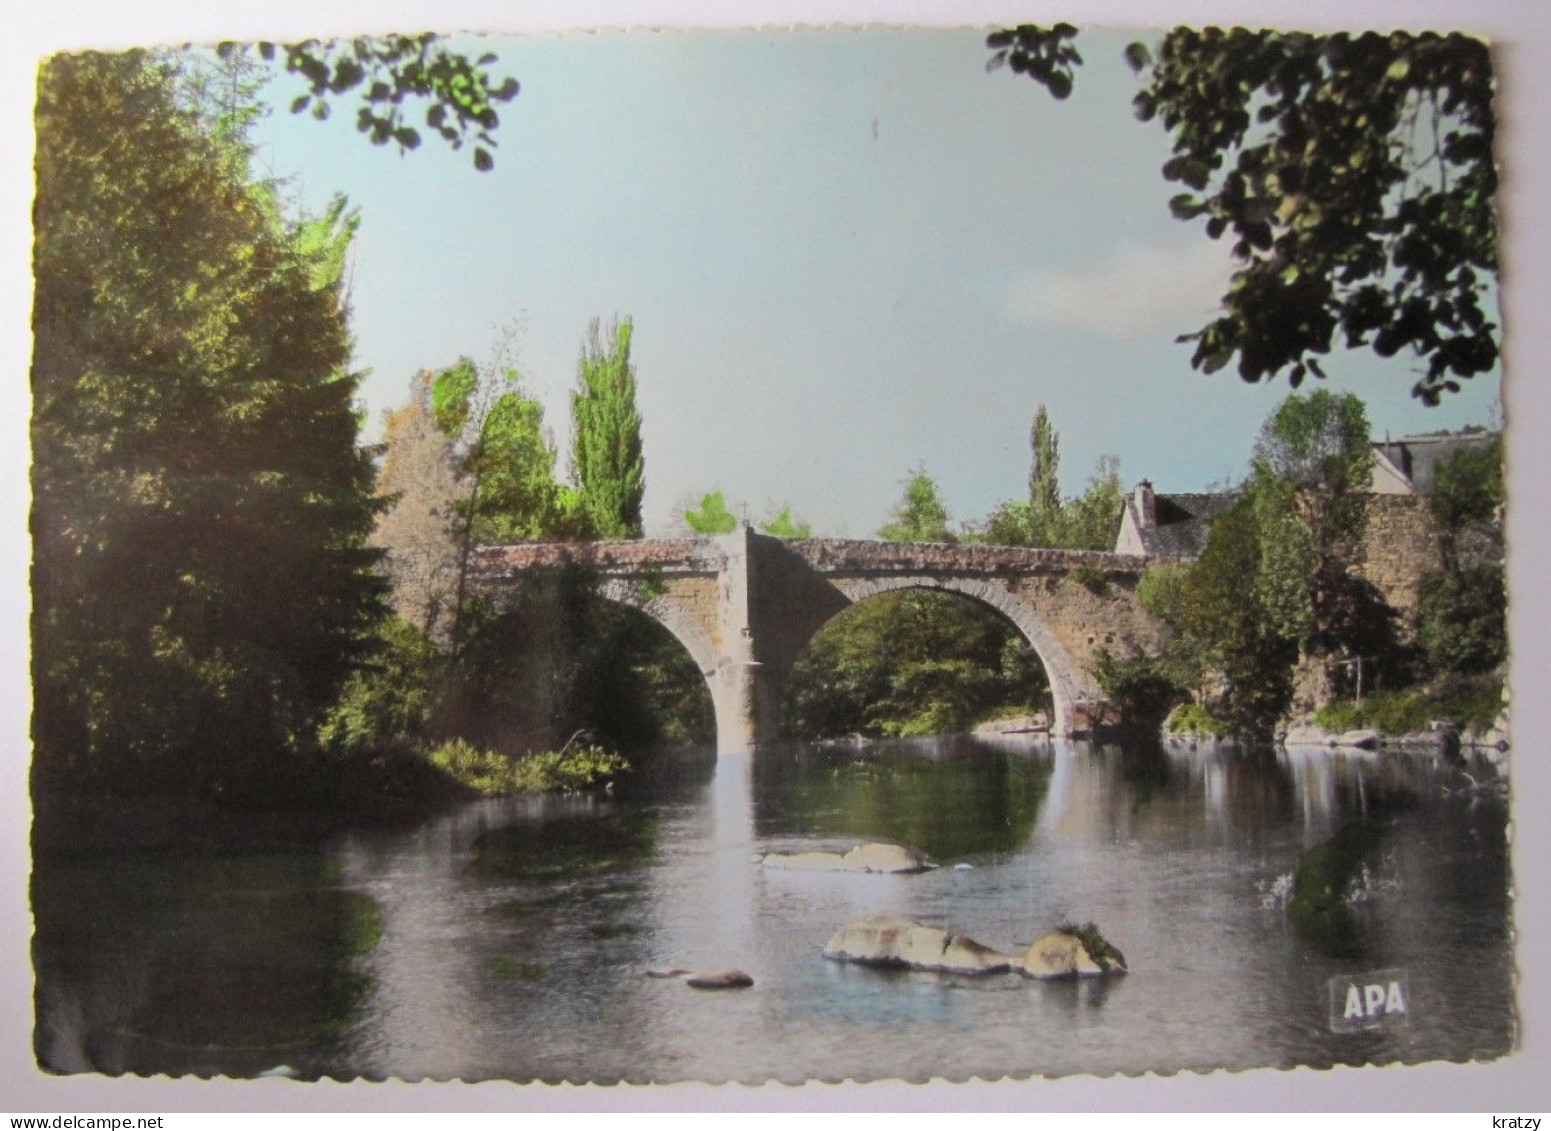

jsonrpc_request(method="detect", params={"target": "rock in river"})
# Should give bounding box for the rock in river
[1018,927,1128,979]
[823,914,1012,975]
[761,843,932,874]
[685,969,754,990]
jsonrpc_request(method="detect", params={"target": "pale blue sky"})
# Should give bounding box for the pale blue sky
[248,27,1503,537]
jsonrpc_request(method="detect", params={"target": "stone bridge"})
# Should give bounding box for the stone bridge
[470,526,1168,753]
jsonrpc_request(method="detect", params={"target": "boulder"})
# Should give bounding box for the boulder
[1018,928,1128,980]
[761,843,931,874]
[1336,729,1380,750]
[685,969,754,990]
[822,914,1012,975]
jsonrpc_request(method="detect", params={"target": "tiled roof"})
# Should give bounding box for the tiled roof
[1148,492,1238,559]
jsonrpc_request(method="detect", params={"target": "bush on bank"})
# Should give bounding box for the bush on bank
[427,739,629,796]
[1313,673,1504,735]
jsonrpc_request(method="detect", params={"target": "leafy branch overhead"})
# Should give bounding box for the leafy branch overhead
[988,26,1498,404]
[219,34,519,171]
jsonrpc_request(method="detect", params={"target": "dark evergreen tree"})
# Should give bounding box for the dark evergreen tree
[32,51,384,800]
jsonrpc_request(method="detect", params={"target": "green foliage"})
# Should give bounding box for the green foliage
[990,27,1498,403]
[1146,497,1298,737]
[446,571,714,755]
[467,390,564,543]
[1431,435,1504,532]
[292,193,362,293]
[32,51,385,800]
[973,408,1122,551]
[1419,563,1506,675]
[878,466,955,543]
[219,35,520,171]
[1314,691,1431,735]
[426,739,629,796]
[1311,675,1500,735]
[1062,455,1126,550]
[761,506,813,539]
[783,590,1045,739]
[1252,389,1374,558]
[685,490,739,534]
[1093,650,1184,730]
[1068,564,1109,596]
[571,317,646,539]
[1165,701,1233,736]
[431,359,478,438]
[1028,405,1063,543]
[319,617,442,754]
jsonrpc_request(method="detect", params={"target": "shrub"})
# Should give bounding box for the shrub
[1093,649,1185,729]
[426,739,629,796]
[319,617,441,755]
[1068,564,1109,595]
[1313,674,1504,734]
[1165,701,1232,736]
[1420,564,1506,676]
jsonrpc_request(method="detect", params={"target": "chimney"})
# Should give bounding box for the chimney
[1135,480,1156,527]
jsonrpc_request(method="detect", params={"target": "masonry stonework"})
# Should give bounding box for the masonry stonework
[1353,495,1445,634]
[471,530,1170,751]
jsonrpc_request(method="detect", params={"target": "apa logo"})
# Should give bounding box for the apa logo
[1328,968,1411,1033]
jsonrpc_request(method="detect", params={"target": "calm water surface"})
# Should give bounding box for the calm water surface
[33,736,1516,1082]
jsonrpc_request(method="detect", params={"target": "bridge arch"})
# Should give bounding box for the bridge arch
[596,578,719,678]
[824,575,1089,738]
[594,578,752,750]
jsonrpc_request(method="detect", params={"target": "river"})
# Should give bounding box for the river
[32,735,1515,1083]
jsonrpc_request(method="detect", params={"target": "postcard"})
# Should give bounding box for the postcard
[13,2,1549,1111]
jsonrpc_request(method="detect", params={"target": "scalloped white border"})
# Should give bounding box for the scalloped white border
[6,0,1548,1113]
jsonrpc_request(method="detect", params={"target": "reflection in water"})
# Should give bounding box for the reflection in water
[33,737,1515,1081]
[754,735,1050,858]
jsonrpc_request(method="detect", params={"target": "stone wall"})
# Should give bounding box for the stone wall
[1353,495,1445,635]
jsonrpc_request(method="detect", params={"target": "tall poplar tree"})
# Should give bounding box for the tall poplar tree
[1028,405,1062,545]
[570,318,646,539]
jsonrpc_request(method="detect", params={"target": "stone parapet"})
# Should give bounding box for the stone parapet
[470,538,724,579]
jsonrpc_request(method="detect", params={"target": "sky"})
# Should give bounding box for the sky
[247,26,1504,538]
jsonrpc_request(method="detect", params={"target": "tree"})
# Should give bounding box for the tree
[1140,498,1297,736]
[1028,405,1062,544]
[215,35,520,171]
[421,354,568,657]
[1063,454,1126,551]
[761,506,813,539]
[1419,435,1505,676]
[878,466,955,543]
[989,27,1498,403]
[1430,433,1504,570]
[32,51,384,798]
[684,490,739,535]
[783,591,1046,739]
[372,373,466,643]
[1251,389,1374,558]
[571,317,646,539]
[1249,390,1379,682]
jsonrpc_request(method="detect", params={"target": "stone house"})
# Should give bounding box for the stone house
[1114,429,1501,634]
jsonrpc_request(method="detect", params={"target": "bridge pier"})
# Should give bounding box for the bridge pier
[707,525,788,753]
